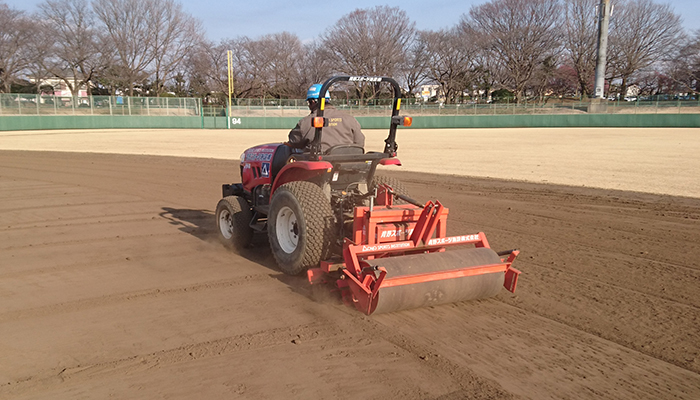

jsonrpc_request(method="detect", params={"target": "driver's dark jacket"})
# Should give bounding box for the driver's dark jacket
[288,105,365,152]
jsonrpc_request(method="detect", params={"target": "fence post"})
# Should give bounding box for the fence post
[36,94,40,115]
[18,95,21,114]
[54,95,57,115]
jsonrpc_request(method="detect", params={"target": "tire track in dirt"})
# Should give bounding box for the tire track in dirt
[0,322,336,398]
[523,258,700,309]
[0,212,161,231]
[0,231,182,251]
[355,315,517,400]
[499,264,700,374]
[0,274,272,324]
[0,240,212,279]
[383,300,700,400]
[2,297,516,400]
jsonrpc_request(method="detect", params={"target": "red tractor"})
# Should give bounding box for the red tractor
[216,76,519,315]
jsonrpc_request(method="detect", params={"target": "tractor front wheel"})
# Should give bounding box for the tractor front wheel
[216,196,253,250]
[268,181,334,275]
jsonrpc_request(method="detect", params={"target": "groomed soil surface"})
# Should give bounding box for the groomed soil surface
[1,150,699,399]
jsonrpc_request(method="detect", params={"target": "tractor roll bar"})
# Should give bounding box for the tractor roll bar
[310,76,403,157]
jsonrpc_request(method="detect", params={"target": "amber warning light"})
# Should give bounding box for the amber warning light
[392,116,412,127]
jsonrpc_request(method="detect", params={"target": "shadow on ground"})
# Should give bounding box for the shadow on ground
[159,207,331,302]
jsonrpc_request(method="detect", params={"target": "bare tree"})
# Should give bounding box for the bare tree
[607,0,684,98]
[0,3,32,93]
[422,29,477,104]
[37,0,104,97]
[224,33,307,99]
[93,0,156,95]
[150,0,202,96]
[321,6,415,102]
[400,32,430,98]
[529,55,560,101]
[463,0,563,102]
[247,32,305,98]
[186,39,228,101]
[230,37,270,98]
[23,19,54,94]
[666,30,700,95]
[562,0,598,97]
[300,40,335,91]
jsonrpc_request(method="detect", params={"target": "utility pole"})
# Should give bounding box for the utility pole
[593,0,613,100]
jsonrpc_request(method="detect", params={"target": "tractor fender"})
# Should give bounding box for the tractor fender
[271,161,333,194]
[380,158,402,166]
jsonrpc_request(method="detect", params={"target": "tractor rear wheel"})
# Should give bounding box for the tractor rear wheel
[371,175,411,204]
[216,196,253,250]
[268,181,334,275]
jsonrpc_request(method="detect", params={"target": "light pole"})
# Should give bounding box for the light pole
[594,0,613,100]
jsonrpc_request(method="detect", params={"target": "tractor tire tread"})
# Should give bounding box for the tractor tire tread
[371,175,410,204]
[216,196,253,250]
[269,181,334,275]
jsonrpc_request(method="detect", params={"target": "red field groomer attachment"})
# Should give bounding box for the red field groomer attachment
[307,185,520,315]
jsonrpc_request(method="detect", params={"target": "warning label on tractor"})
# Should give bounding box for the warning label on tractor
[428,234,480,246]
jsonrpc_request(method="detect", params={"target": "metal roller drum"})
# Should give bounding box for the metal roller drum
[370,247,505,314]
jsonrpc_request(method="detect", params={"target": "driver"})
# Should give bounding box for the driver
[287,84,365,153]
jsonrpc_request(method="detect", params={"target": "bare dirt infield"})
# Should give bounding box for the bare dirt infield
[1,127,699,399]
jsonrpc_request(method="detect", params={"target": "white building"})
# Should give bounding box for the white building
[29,75,88,98]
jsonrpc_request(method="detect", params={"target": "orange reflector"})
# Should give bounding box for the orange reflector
[313,117,325,128]
[403,116,413,127]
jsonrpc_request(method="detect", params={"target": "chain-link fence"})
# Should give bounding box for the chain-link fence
[0,94,201,116]
[3,93,698,118]
[221,97,700,118]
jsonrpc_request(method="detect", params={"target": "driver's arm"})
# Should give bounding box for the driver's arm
[287,116,312,148]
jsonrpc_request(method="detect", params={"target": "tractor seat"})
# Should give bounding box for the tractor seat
[325,144,365,155]
[271,144,295,178]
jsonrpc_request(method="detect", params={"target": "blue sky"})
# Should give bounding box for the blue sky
[6,0,699,43]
